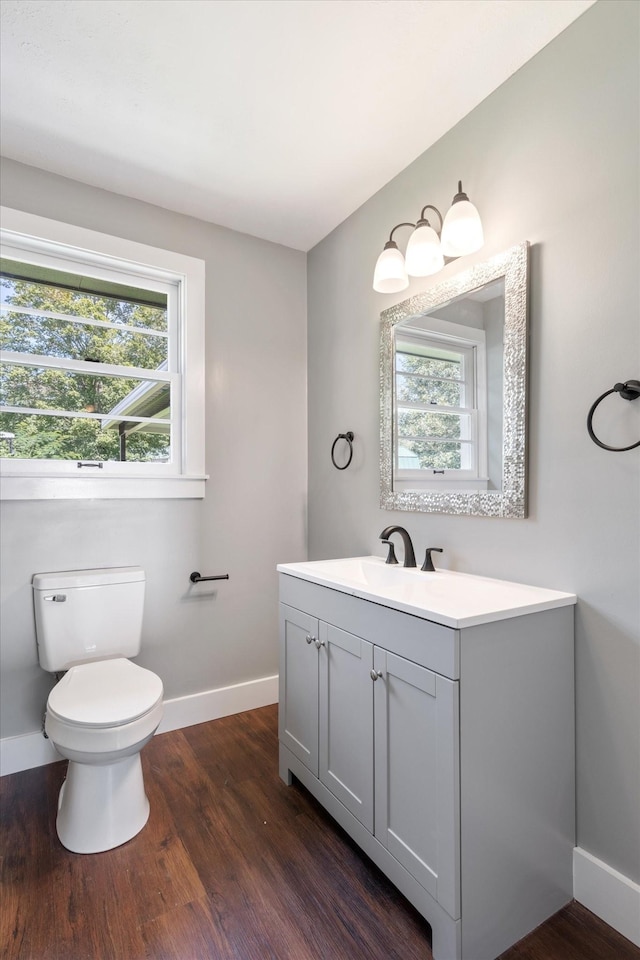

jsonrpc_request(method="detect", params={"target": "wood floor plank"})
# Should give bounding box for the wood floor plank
[181,708,279,787]
[111,762,207,925]
[139,897,230,960]
[1,763,67,960]
[2,704,638,960]
[498,900,640,960]
[46,849,148,960]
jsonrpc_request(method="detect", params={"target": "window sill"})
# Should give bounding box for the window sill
[0,474,208,500]
[394,477,491,493]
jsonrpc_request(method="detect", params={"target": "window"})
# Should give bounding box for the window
[0,208,205,499]
[393,319,488,492]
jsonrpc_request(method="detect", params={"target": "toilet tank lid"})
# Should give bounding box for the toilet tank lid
[33,566,145,591]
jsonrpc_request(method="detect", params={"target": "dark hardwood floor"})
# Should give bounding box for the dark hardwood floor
[1,704,638,960]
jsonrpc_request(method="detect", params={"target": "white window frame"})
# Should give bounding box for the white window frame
[393,317,489,493]
[0,207,206,500]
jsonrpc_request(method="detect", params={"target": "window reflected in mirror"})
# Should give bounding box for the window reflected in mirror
[380,243,528,518]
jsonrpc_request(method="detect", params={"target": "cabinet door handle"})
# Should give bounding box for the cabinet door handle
[305,634,315,645]
[314,638,326,648]
[370,669,383,681]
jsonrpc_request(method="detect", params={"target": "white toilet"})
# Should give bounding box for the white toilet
[32,566,164,854]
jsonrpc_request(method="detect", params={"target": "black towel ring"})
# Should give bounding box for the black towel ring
[587,380,640,451]
[331,431,354,470]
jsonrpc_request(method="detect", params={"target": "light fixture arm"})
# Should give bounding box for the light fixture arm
[385,222,416,247]
[417,204,443,234]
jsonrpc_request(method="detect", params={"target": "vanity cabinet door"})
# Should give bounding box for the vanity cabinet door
[279,604,319,776]
[374,649,460,920]
[318,622,374,831]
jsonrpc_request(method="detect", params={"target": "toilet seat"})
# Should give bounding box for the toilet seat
[48,658,163,728]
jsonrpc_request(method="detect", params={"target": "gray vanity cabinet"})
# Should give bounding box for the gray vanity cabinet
[318,621,374,831]
[279,605,319,774]
[280,605,376,830]
[374,649,459,919]
[278,569,575,960]
[279,588,460,922]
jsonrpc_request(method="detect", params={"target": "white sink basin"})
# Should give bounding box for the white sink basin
[277,556,576,628]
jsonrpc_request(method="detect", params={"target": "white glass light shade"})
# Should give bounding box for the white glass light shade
[404,223,445,277]
[440,199,484,258]
[373,245,409,293]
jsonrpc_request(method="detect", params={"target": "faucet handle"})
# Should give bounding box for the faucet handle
[381,540,399,565]
[421,547,443,572]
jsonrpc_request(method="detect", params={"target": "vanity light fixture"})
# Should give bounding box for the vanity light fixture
[373,181,484,293]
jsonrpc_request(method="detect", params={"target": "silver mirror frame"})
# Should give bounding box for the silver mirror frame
[380,241,529,518]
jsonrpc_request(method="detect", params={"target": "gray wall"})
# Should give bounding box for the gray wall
[0,160,307,738]
[307,0,639,884]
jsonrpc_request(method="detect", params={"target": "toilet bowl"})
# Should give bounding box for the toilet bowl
[45,657,164,854]
[33,567,164,854]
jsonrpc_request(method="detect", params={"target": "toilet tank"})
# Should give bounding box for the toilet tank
[33,567,145,671]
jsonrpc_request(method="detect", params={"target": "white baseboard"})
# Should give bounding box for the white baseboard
[0,731,63,777]
[0,674,279,777]
[574,846,640,947]
[156,673,279,735]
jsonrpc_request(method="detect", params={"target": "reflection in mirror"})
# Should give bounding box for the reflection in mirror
[380,243,529,518]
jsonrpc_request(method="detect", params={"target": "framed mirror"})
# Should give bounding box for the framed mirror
[380,242,529,518]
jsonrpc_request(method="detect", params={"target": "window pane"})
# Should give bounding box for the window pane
[395,439,467,471]
[1,309,167,368]
[397,409,470,440]
[0,411,170,463]
[396,374,462,406]
[1,364,170,419]
[396,352,462,379]
[1,274,167,330]
[0,277,168,368]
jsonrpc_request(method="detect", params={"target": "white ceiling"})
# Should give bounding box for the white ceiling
[1,0,595,251]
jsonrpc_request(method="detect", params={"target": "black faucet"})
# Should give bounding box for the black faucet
[379,525,416,568]
[421,547,443,572]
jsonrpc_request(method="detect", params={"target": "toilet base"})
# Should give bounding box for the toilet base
[56,753,150,854]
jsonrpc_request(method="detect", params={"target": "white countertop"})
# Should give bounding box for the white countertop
[277,556,576,628]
